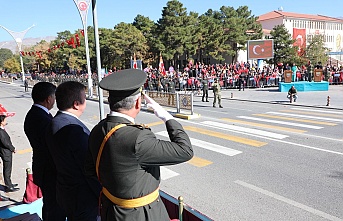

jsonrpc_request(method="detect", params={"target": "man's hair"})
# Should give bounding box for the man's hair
[55,81,86,111]
[109,94,140,111]
[0,115,6,124]
[31,82,56,103]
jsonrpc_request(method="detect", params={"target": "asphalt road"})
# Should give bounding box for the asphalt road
[0,81,342,221]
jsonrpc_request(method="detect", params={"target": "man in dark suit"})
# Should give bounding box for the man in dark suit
[0,115,19,193]
[24,82,66,221]
[46,81,101,221]
[85,69,193,221]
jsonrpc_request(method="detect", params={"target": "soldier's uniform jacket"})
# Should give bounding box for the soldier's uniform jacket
[168,80,175,93]
[201,79,209,90]
[212,82,221,94]
[85,115,193,221]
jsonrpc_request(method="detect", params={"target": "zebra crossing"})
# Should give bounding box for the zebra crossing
[156,107,342,180]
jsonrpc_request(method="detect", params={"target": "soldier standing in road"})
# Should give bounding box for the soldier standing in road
[85,69,193,221]
[212,78,223,108]
[201,76,209,102]
[167,78,175,105]
[24,79,29,92]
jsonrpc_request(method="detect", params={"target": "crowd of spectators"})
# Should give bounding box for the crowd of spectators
[1,60,342,92]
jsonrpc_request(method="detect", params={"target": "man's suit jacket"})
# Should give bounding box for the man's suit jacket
[24,105,55,187]
[46,111,101,218]
[0,128,15,160]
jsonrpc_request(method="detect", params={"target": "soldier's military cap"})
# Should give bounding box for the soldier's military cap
[99,69,147,99]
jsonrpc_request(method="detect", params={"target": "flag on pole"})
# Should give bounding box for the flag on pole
[133,53,138,69]
[159,53,166,76]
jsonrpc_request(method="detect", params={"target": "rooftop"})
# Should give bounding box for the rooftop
[257,10,343,23]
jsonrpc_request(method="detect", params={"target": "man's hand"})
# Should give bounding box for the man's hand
[144,93,174,123]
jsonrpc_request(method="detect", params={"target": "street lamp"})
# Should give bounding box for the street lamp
[0,24,35,82]
[91,0,104,119]
[73,0,93,98]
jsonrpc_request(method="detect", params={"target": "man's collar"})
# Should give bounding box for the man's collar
[33,104,50,115]
[109,111,134,123]
[59,110,79,119]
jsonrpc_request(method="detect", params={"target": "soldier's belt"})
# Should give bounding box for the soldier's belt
[102,187,159,208]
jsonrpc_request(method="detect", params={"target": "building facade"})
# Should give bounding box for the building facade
[257,9,343,64]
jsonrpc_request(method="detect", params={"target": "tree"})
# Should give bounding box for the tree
[133,14,158,65]
[157,0,192,68]
[197,9,229,62]
[305,34,328,65]
[0,48,13,69]
[32,40,52,72]
[3,57,21,73]
[110,22,148,69]
[269,24,297,66]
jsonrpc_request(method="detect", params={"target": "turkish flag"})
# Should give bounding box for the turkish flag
[248,40,273,60]
[293,28,306,55]
[159,54,166,76]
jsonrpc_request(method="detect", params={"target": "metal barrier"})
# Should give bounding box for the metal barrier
[145,91,194,115]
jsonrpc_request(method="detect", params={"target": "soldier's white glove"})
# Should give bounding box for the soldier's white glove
[144,93,174,123]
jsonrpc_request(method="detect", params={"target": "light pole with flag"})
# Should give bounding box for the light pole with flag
[73,0,93,98]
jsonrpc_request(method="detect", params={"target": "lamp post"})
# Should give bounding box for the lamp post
[0,24,35,82]
[91,0,104,119]
[73,0,93,98]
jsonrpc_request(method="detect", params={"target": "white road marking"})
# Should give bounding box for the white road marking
[292,108,342,114]
[156,131,242,156]
[237,116,323,129]
[266,111,342,122]
[201,121,289,139]
[160,167,179,180]
[235,180,343,221]
[176,119,343,156]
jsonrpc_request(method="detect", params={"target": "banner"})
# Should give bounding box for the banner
[293,28,306,55]
[247,39,273,60]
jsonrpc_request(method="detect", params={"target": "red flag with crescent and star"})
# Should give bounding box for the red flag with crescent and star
[159,54,166,76]
[248,39,273,60]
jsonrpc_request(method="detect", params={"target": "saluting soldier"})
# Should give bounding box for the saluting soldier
[85,69,193,221]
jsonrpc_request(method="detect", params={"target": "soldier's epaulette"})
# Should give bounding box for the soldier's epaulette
[128,124,151,130]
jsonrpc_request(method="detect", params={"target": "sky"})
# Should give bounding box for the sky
[0,0,342,43]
